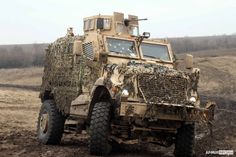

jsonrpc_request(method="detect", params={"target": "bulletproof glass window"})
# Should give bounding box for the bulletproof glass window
[141,43,170,61]
[89,19,95,30]
[129,26,139,36]
[84,20,89,31]
[84,19,95,31]
[103,18,111,30]
[97,18,104,29]
[106,38,137,57]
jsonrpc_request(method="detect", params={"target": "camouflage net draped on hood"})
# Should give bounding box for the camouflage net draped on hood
[115,62,199,105]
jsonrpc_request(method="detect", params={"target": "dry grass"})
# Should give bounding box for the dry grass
[0,88,40,133]
[190,48,236,57]
[0,67,42,86]
[196,56,236,96]
[177,48,236,59]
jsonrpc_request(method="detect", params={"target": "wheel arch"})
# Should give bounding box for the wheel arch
[88,85,112,122]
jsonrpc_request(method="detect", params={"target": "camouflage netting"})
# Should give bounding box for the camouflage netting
[138,73,188,104]
[119,62,199,105]
[40,35,101,115]
[40,33,199,115]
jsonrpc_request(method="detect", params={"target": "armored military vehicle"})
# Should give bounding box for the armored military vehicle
[37,12,215,156]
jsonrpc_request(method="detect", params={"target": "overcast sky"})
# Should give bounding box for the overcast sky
[0,0,235,44]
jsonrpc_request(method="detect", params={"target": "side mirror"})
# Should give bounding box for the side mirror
[185,54,193,69]
[143,32,150,38]
[99,52,108,63]
[73,40,83,56]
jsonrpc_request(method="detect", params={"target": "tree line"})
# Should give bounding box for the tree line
[0,35,235,68]
[0,44,47,68]
[169,35,236,53]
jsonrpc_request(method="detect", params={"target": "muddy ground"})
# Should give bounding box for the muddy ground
[0,56,236,157]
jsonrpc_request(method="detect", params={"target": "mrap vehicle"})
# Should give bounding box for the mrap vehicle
[37,12,215,157]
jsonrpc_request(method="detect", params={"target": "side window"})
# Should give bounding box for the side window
[84,19,95,31]
[84,20,89,31]
[129,26,139,36]
[103,18,112,30]
[89,19,95,30]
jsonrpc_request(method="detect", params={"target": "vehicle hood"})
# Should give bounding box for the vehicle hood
[104,61,199,105]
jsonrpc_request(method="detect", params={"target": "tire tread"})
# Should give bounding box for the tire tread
[174,124,195,157]
[89,102,111,155]
[37,100,65,145]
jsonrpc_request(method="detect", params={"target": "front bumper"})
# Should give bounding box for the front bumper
[119,101,215,122]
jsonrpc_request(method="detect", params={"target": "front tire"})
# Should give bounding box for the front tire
[89,102,112,155]
[174,123,195,157]
[37,100,65,145]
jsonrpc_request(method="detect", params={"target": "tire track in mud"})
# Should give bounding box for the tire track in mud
[0,130,88,157]
[1,129,174,157]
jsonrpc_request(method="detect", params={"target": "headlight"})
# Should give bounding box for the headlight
[190,97,196,103]
[121,89,129,97]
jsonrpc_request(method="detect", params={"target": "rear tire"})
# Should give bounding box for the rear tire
[89,102,112,155]
[174,123,195,157]
[37,100,65,145]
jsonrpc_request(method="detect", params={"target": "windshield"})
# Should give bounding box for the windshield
[141,43,170,61]
[106,38,137,57]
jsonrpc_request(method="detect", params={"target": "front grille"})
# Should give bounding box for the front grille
[138,73,188,104]
[82,42,94,60]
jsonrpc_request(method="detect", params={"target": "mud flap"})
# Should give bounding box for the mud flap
[204,101,215,121]
[203,101,216,136]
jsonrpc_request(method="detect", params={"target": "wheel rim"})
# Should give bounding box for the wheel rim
[40,111,49,134]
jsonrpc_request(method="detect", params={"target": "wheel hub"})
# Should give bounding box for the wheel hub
[40,112,49,133]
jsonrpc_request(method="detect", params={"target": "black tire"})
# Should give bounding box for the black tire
[37,100,65,145]
[174,123,195,157]
[89,102,112,155]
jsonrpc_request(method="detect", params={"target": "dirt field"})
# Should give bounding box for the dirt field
[0,56,235,157]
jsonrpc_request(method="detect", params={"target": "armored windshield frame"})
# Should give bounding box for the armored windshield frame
[139,41,173,63]
[104,36,140,59]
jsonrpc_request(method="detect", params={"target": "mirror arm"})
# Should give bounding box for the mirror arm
[99,52,108,63]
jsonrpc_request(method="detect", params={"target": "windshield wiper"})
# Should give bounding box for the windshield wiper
[144,55,158,59]
[144,55,166,62]
[110,50,134,57]
[129,42,135,52]
[110,51,123,54]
